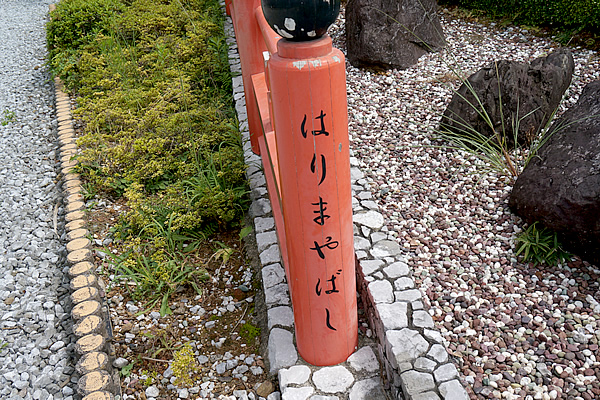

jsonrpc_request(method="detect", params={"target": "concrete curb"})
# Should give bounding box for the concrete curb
[53,76,121,400]
[221,4,470,400]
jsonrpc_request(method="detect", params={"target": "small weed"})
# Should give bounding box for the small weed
[172,343,197,387]
[515,222,572,266]
[81,181,98,201]
[110,251,208,316]
[239,322,260,342]
[120,361,134,377]
[140,369,157,386]
[141,328,180,359]
[1,110,15,126]
[239,225,253,242]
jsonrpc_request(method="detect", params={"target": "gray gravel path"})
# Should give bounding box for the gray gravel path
[0,1,79,399]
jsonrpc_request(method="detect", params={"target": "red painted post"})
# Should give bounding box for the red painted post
[267,36,357,365]
[230,0,267,154]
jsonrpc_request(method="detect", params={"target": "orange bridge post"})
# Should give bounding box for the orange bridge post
[266,36,357,365]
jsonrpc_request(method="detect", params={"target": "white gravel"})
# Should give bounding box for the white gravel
[0,1,79,399]
[330,7,600,400]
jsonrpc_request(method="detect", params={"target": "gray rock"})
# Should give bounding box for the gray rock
[370,240,401,258]
[351,167,365,181]
[413,310,435,328]
[14,380,28,390]
[267,393,282,400]
[438,380,469,399]
[368,280,394,304]
[400,371,435,396]
[312,366,354,393]
[251,198,272,217]
[216,362,227,374]
[424,329,444,343]
[353,211,384,229]
[349,378,386,400]
[442,48,575,148]
[226,359,238,370]
[281,387,314,400]
[395,289,422,302]
[414,357,437,372]
[262,263,286,288]
[354,236,371,251]
[254,217,275,233]
[249,173,266,190]
[113,357,129,369]
[264,283,290,307]
[268,306,295,329]
[278,365,311,388]
[256,231,278,253]
[412,392,441,400]
[359,260,384,275]
[233,390,249,400]
[427,344,449,363]
[197,355,209,365]
[378,302,409,331]
[346,0,445,69]
[347,346,379,372]
[235,365,249,375]
[387,329,430,365]
[146,386,160,398]
[268,328,298,373]
[383,261,409,278]
[433,363,459,383]
[163,366,174,378]
[260,244,281,265]
[250,366,263,375]
[509,80,600,263]
[394,277,414,290]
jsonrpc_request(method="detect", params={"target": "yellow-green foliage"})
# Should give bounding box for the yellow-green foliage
[172,343,197,386]
[140,369,157,386]
[240,322,261,342]
[47,0,248,235]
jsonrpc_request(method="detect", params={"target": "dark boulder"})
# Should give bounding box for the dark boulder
[441,49,575,148]
[509,80,600,264]
[345,0,445,70]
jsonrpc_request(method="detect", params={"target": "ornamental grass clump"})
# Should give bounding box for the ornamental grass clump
[515,222,572,266]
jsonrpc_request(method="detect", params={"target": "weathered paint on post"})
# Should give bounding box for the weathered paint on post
[266,36,357,365]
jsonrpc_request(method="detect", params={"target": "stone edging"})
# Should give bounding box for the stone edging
[54,75,121,400]
[222,5,470,400]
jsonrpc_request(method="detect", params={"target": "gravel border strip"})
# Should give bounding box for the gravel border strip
[222,4,467,400]
[351,165,469,400]
[53,71,121,400]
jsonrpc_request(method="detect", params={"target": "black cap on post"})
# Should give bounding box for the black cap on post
[261,0,340,41]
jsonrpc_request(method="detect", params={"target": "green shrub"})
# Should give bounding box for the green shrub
[48,0,249,301]
[440,0,600,31]
[48,0,247,237]
[47,0,125,85]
